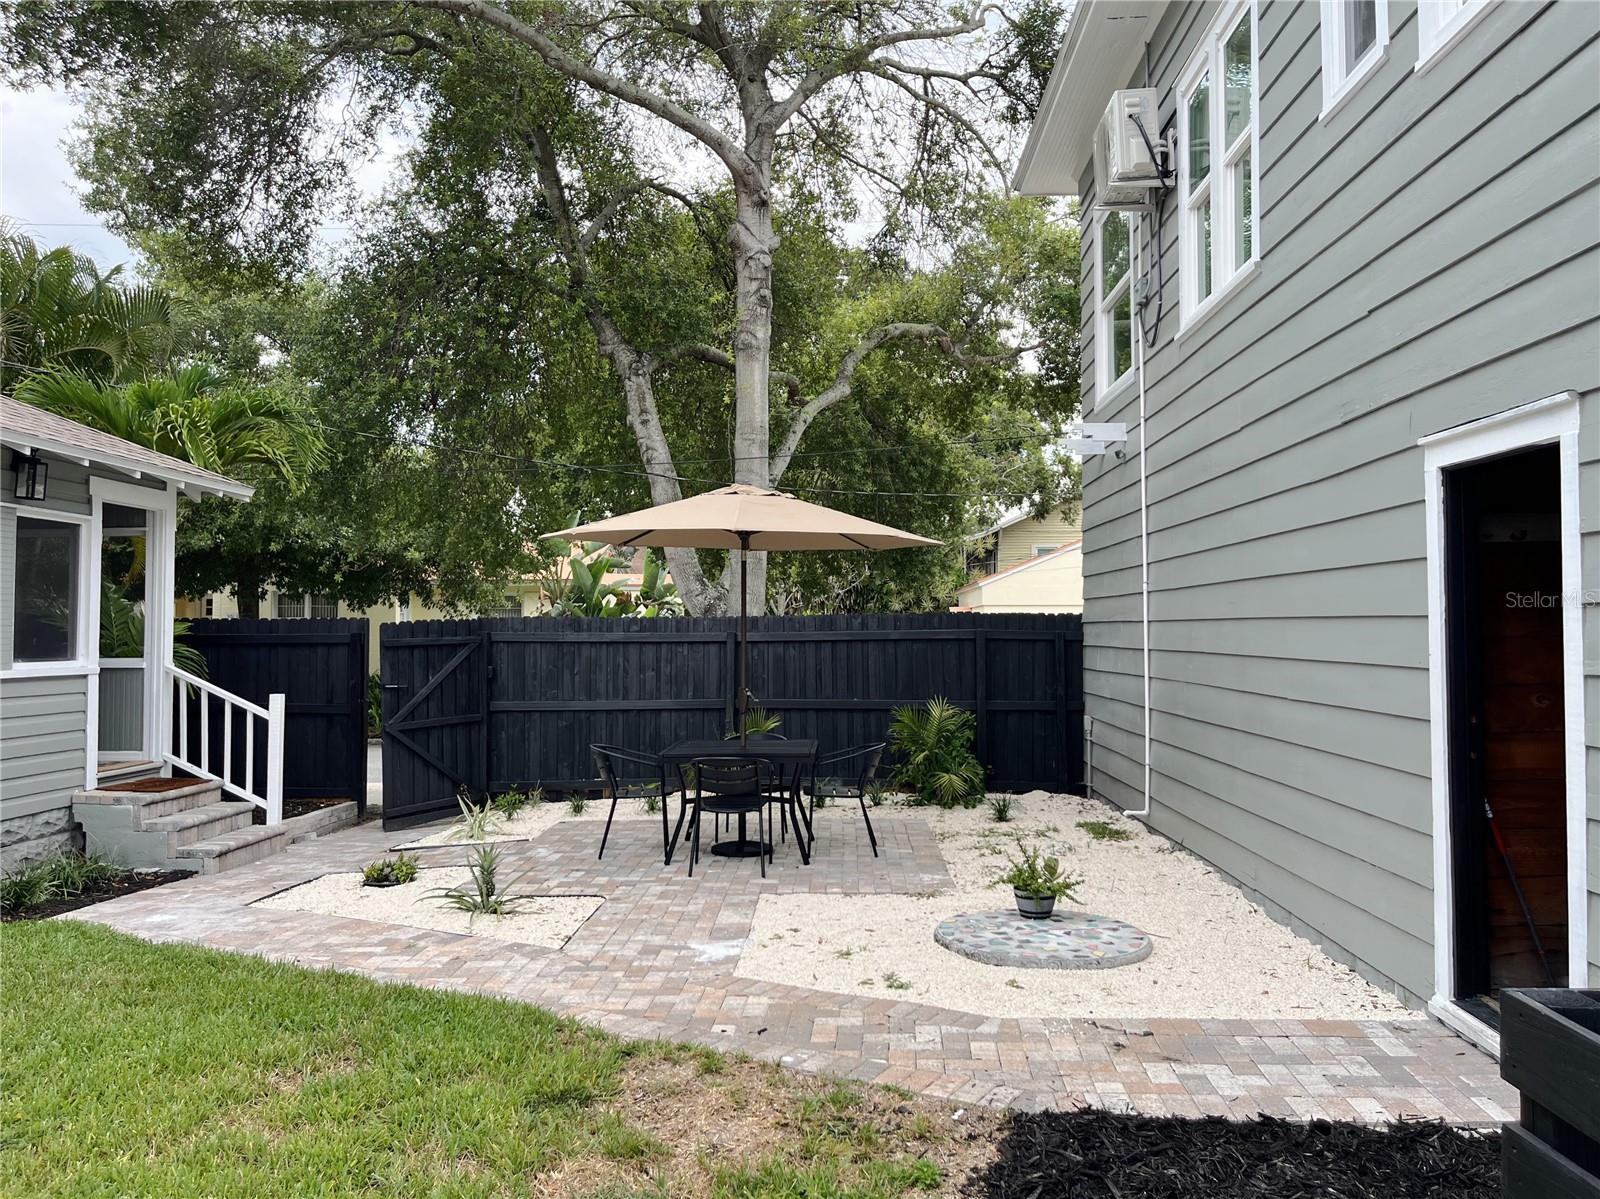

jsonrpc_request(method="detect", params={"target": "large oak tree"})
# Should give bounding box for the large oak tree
[5,1,1074,613]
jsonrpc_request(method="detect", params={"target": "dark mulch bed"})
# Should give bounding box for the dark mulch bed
[962,1111,1500,1198]
[0,870,189,923]
[250,796,352,825]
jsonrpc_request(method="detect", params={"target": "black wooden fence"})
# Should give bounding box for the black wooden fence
[180,618,370,810]
[380,612,1083,829]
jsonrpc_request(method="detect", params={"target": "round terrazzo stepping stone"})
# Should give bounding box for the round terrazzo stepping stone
[934,909,1153,970]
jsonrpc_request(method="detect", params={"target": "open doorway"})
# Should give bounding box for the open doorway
[1443,443,1569,1022]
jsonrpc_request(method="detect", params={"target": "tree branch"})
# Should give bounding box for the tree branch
[769,322,1036,482]
[767,4,996,131]
[413,0,756,178]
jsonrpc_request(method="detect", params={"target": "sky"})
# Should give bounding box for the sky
[2,85,137,269]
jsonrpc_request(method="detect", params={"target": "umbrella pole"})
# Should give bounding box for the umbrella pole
[738,533,750,745]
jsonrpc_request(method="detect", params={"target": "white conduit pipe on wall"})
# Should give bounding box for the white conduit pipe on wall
[1122,267,1153,820]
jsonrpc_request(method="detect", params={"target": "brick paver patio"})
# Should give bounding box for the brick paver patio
[67,809,1516,1125]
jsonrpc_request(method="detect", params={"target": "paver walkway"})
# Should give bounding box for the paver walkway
[68,809,1516,1125]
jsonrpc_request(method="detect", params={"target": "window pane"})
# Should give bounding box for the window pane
[1101,212,1130,292]
[1225,15,1252,146]
[1197,196,1214,300]
[1112,288,1133,380]
[14,517,78,662]
[309,594,339,619]
[1187,74,1210,190]
[1343,1,1377,68]
[1235,151,1253,268]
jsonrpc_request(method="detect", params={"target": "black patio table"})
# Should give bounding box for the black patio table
[660,737,817,860]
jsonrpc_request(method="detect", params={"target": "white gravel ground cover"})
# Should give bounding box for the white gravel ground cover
[393,799,656,849]
[254,868,603,949]
[738,792,1418,1022]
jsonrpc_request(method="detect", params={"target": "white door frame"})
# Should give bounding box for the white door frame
[89,478,178,768]
[1420,391,1588,1056]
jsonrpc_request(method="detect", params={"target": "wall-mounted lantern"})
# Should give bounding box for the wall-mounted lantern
[10,450,48,501]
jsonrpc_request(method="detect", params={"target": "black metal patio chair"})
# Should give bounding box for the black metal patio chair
[680,756,780,879]
[804,742,887,857]
[591,744,679,863]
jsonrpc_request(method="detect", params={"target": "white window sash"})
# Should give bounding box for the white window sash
[1320,0,1390,118]
[1177,0,1261,328]
[1416,0,1491,71]
[1095,211,1138,403]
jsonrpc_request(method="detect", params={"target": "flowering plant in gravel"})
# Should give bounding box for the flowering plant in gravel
[997,842,1080,902]
[361,853,419,888]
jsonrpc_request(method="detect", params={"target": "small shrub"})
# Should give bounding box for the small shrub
[1077,819,1132,843]
[362,853,419,887]
[882,972,912,991]
[997,842,1081,901]
[568,795,589,815]
[0,852,123,914]
[425,844,530,916]
[446,790,503,842]
[988,795,1014,823]
[865,781,888,808]
[492,787,541,819]
[889,697,985,807]
[642,794,661,814]
[727,705,781,739]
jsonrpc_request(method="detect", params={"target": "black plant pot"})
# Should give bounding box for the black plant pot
[1014,889,1056,919]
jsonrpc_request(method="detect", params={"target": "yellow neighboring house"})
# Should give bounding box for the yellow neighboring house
[177,549,662,673]
[956,508,1083,614]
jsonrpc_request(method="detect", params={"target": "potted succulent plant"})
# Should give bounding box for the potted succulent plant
[361,853,420,889]
[997,842,1080,919]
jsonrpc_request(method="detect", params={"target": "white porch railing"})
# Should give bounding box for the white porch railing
[163,664,285,824]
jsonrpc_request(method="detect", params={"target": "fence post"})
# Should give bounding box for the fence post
[974,627,989,772]
[480,628,493,803]
[265,692,286,825]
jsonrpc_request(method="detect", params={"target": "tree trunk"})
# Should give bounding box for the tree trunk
[235,570,261,619]
[725,184,778,617]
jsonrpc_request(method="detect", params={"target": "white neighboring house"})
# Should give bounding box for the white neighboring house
[956,541,1084,614]
[0,396,285,868]
[958,508,1084,613]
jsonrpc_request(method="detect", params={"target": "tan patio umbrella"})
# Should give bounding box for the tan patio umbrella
[543,483,940,741]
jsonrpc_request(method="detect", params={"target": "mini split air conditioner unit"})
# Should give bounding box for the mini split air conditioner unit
[1094,88,1165,211]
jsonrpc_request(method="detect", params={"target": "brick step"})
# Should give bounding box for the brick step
[176,822,292,875]
[74,778,225,825]
[145,801,257,852]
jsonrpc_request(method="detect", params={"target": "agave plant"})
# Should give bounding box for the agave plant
[445,791,504,841]
[424,844,531,917]
[888,697,986,808]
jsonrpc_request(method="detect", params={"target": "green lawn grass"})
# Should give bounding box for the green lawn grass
[0,921,962,1198]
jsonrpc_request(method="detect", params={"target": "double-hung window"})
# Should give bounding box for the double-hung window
[1416,0,1491,70]
[1177,0,1260,328]
[1096,210,1136,402]
[1320,1,1389,116]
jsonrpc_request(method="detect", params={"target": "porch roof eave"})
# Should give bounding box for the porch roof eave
[0,396,255,501]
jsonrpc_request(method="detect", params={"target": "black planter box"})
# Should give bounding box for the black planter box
[1499,989,1600,1199]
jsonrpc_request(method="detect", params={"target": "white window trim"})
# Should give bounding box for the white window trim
[1415,0,1492,73]
[1176,0,1262,332]
[1419,391,1590,1057]
[1095,210,1138,408]
[1319,0,1390,121]
[1,501,95,680]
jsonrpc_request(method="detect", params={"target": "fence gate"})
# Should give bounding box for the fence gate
[381,623,490,827]
[182,618,369,811]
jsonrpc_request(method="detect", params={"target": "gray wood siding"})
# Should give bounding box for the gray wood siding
[1077,0,1600,1000]
[0,674,87,821]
